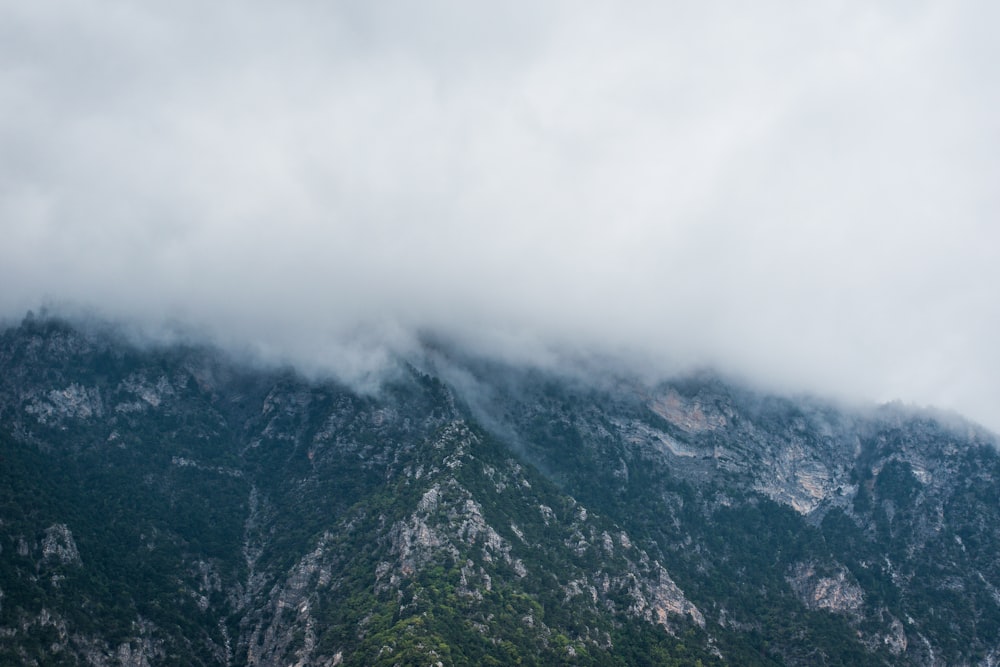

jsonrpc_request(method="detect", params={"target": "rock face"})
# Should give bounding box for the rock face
[787,562,864,614]
[2,316,1000,666]
[41,524,81,567]
[26,383,104,423]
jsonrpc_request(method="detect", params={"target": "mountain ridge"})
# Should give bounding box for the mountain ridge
[2,315,999,666]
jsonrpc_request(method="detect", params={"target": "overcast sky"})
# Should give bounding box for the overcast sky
[2,2,998,429]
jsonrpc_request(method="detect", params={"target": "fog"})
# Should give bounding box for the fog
[2,2,998,430]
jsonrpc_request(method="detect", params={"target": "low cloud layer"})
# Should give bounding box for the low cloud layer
[2,2,999,429]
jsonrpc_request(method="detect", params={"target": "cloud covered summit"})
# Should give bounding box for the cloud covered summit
[2,2,998,429]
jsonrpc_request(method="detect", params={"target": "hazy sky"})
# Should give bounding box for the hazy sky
[2,2,999,429]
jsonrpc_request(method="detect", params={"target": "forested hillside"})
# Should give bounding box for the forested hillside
[2,317,999,666]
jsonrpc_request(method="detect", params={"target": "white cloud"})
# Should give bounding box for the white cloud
[2,1,998,429]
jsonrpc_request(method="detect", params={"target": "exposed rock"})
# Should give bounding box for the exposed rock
[119,373,176,409]
[787,562,864,614]
[245,534,339,667]
[637,565,705,629]
[648,390,727,433]
[25,384,103,423]
[41,524,81,567]
[882,615,908,656]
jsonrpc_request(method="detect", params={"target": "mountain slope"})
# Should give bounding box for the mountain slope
[1,316,999,666]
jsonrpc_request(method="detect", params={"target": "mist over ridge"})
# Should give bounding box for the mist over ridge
[2,2,998,431]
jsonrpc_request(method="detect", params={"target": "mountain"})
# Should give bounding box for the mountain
[2,315,999,666]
